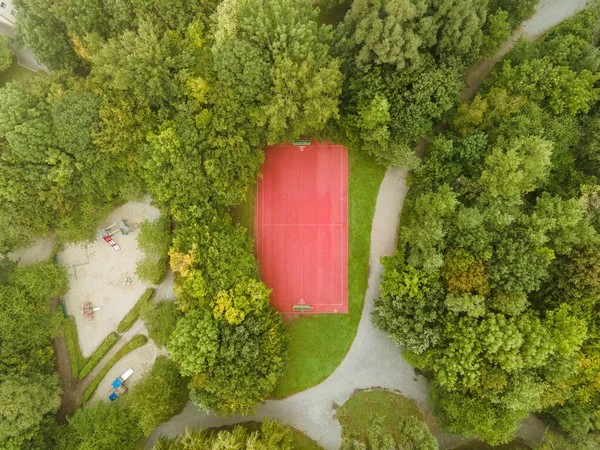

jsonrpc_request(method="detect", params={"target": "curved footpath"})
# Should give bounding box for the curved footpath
[147,1,589,447]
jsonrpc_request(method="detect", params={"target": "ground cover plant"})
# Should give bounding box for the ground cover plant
[273,148,385,397]
[374,5,600,447]
[337,389,438,450]
[77,331,119,379]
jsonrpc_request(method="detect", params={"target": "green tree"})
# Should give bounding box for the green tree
[366,412,395,450]
[168,279,287,416]
[0,373,61,449]
[212,0,342,143]
[142,300,180,347]
[135,216,172,284]
[57,402,142,450]
[126,356,190,436]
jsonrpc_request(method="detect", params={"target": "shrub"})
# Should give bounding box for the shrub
[82,334,148,403]
[141,300,180,347]
[62,317,85,377]
[116,288,155,333]
[135,217,171,284]
[78,332,120,379]
[126,356,190,435]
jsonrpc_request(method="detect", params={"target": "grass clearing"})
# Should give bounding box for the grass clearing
[272,149,386,397]
[0,60,38,87]
[337,390,426,441]
[81,334,148,403]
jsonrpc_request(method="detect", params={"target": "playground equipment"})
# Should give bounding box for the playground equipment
[108,368,134,401]
[81,303,101,320]
[104,219,139,237]
[102,235,121,251]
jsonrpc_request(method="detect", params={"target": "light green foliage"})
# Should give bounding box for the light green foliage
[373,254,444,353]
[168,280,287,416]
[0,36,12,73]
[445,293,486,317]
[0,373,61,449]
[135,216,171,284]
[213,0,342,143]
[57,402,142,450]
[126,356,190,436]
[153,419,295,450]
[397,415,438,450]
[482,9,512,55]
[366,412,396,450]
[141,300,180,347]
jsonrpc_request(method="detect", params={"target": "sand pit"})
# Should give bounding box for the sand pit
[59,199,161,357]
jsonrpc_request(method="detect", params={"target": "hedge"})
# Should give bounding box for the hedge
[78,332,120,379]
[62,317,85,377]
[81,334,148,403]
[116,288,155,333]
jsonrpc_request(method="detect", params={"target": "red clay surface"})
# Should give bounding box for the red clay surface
[256,142,348,314]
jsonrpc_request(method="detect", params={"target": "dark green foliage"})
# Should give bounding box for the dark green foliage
[135,216,171,284]
[116,289,155,333]
[153,419,295,449]
[126,356,190,436]
[376,6,600,445]
[56,401,142,450]
[0,262,66,449]
[488,0,537,27]
[141,300,180,347]
[77,332,119,379]
[168,279,287,416]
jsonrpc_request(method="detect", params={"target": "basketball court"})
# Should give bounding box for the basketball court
[255,142,348,314]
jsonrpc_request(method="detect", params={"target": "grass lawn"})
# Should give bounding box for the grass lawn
[0,59,38,87]
[272,149,386,397]
[336,389,428,444]
[230,185,256,235]
[210,422,323,450]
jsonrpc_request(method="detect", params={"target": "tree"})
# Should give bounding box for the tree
[135,216,172,284]
[0,373,61,449]
[153,419,294,449]
[366,412,395,450]
[57,402,142,450]
[167,279,287,416]
[142,300,180,347]
[0,35,12,73]
[212,0,342,143]
[127,356,189,436]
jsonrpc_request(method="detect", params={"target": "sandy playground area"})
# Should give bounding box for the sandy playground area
[59,199,161,357]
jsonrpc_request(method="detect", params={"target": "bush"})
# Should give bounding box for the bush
[135,217,171,284]
[126,356,190,435]
[77,332,120,379]
[0,35,12,73]
[141,300,180,347]
[116,288,155,333]
[82,334,148,403]
[62,317,85,377]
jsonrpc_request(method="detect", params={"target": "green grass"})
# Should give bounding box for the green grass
[82,334,148,403]
[210,422,324,450]
[451,440,531,450]
[0,60,37,87]
[230,185,256,235]
[78,332,120,379]
[337,389,427,444]
[116,288,155,333]
[62,317,86,377]
[272,149,386,397]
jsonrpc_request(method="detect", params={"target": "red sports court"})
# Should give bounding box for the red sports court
[255,142,348,314]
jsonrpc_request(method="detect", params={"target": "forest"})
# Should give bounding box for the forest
[0,0,598,448]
